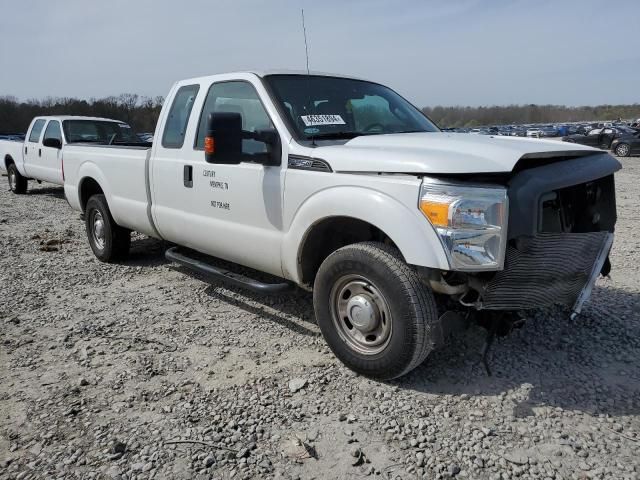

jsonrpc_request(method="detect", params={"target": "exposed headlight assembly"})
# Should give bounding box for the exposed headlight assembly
[419,181,508,271]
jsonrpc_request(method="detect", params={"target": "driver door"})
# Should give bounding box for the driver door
[599,128,615,149]
[584,128,602,147]
[151,79,286,277]
[40,120,64,184]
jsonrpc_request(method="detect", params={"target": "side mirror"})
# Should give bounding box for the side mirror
[43,137,62,149]
[205,112,243,164]
[204,112,282,166]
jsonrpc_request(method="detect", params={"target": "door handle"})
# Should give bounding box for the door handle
[183,165,193,188]
[24,146,27,155]
[39,148,42,157]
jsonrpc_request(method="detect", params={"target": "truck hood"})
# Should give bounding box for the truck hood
[310,132,597,174]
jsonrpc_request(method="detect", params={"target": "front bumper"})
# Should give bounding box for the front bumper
[473,152,621,311]
[480,231,613,310]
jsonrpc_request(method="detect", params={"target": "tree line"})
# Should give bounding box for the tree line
[422,104,640,128]
[0,94,164,134]
[2,94,640,134]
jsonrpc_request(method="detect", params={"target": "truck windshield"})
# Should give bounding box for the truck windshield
[62,120,141,144]
[263,74,439,140]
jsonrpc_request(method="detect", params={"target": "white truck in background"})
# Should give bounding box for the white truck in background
[62,71,621,379]
[1,116,142,193]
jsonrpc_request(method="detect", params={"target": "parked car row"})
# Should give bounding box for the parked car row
[137,132,154,142]
[443,120,640,142]
[0,133,26,141]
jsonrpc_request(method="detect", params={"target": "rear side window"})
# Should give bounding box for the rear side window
[29,119,46,142]
[162,84,199,148]
[43,120,62,142]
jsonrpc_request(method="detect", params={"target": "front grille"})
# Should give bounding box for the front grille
[481,231,611,310]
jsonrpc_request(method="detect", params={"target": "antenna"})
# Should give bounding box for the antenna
[301,7,316,146]
[301,8,311,75]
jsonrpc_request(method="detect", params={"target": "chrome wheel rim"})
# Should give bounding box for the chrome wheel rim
[616,144,629,156]
[8,169,15,191]
[329,274,392,355]
[92,211,106,250]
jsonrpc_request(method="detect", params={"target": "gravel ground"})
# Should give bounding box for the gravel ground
[0,157,639,480]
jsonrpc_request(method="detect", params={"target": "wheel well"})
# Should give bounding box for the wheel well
[79,177,104,212]
[299,217,400,286]
[5,155,14,170]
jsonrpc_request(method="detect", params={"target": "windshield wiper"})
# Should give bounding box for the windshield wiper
[306,131,365,140]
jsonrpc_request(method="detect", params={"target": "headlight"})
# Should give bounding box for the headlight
[419,181,508,271]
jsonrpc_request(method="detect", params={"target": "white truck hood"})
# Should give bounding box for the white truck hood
[310,132,597,174]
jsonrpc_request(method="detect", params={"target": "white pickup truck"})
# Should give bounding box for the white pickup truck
[1,116,141,193]
[63,71,621,379]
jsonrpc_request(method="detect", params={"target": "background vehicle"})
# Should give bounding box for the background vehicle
[610,132,640,157]
[1,116,144,193]
[562,127,624,149]
[137,132,154,142]
[63,71,620,380]
[540,125,559,137]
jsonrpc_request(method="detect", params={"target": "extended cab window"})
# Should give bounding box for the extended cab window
[43,120,62,143]
[195,81,273,154]
[162,84,199,148]
[29,119,46,143]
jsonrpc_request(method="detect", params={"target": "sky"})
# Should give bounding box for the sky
[1,0,638,107]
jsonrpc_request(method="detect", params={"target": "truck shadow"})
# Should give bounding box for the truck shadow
[201,284,319,338]
[396,285,640,418]
[27,185,65,199]
[124,236,171,267]
[145,245,319,337]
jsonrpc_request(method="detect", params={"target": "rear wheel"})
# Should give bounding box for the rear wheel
[7,163,27,194]
[85,194,130,262]
[615,143,631,157]
[313,242,438,380]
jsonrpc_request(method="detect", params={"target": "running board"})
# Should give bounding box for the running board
[165,247,292,294]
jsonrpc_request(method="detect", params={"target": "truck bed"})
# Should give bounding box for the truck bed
[0,138,25,174]
[63,144,158,237]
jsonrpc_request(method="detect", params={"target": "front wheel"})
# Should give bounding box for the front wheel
[313,242,438,380]
[615,143,631,157]
[7,163,27,194]
[85,194,130,262]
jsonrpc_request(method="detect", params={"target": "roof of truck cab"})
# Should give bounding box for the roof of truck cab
[34,115,127,123]
[177,70,366,85]
[252,69,364,80]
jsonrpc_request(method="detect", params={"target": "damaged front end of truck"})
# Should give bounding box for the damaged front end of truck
[421,151,621,368]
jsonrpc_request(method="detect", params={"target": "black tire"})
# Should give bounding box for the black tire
[85,194,130,262]
[614,143,631,157]
[7,163,27,194]
[313,241,438,380]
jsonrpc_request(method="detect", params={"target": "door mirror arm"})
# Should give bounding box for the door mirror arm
[252,129,281,167]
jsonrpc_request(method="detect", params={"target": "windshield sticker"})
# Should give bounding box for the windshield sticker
[304,127,320,134]
[301,114,346,127]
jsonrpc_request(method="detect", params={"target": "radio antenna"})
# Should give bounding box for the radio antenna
[301,8,316,146]
[301,8,311,75]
